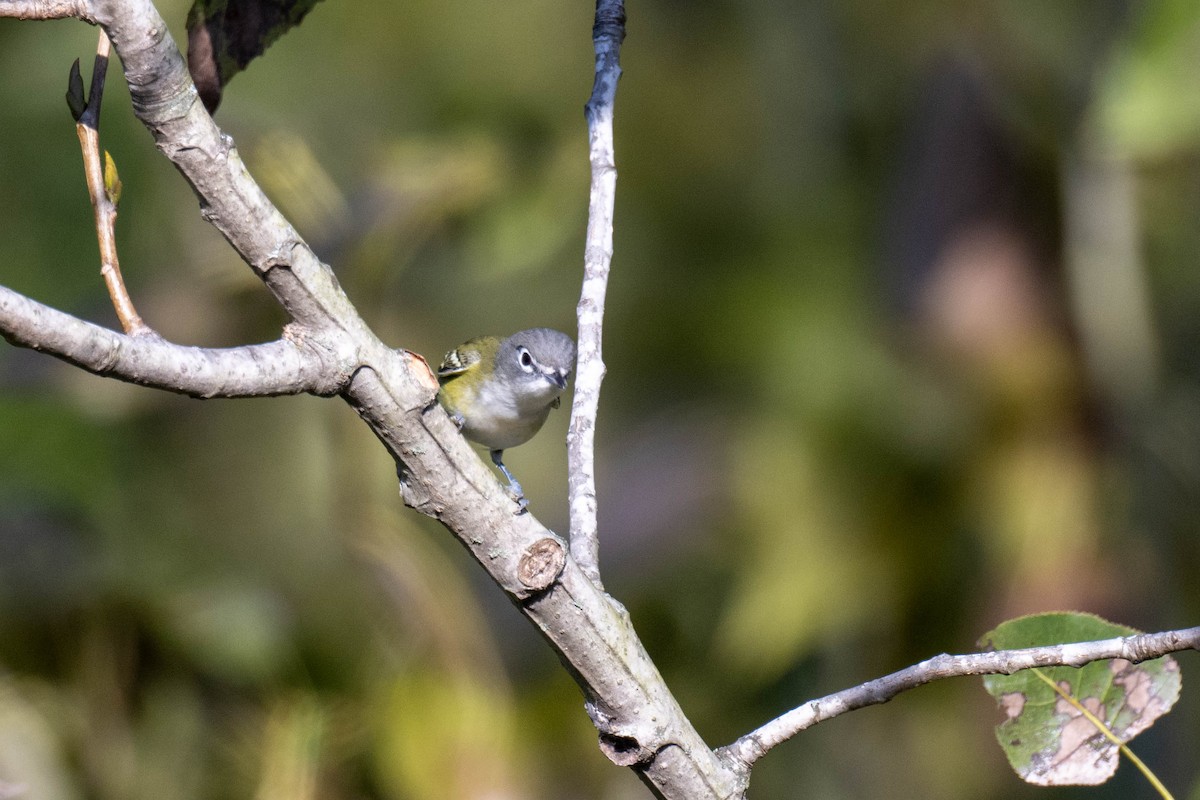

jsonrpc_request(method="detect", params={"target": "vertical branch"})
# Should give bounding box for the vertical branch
[568,0,625,587]
[75,30,151,336]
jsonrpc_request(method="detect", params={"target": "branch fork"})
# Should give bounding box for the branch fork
[1,2,1196,799]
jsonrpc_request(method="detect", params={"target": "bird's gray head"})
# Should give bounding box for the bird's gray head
[496,328,576,393]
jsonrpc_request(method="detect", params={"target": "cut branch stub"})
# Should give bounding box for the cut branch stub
[518,537,567,593]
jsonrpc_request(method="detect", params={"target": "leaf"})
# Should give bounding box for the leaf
[66,57,86,121]
[186,0,325,113]
[1095,0,1200,159]
[979,612,1181,786]
[103,151,123,206]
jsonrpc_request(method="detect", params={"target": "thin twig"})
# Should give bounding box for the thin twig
[721,625,1200,768]
[568,0,626,587]
[75,29,151,336]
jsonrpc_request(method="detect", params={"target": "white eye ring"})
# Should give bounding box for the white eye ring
[517,346,535,371]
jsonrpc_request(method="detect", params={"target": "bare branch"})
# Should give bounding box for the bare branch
[78,0,366,337]
[722,626,1200,769]
[0,284,346,397]
[0,4,747,796]
[24,2,1192,799]
[568,0,625,587]
[1,2,751,796]
[75,29,152,335]
[0,0,90,20]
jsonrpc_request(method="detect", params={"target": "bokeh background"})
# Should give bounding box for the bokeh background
[2,0,1200,798]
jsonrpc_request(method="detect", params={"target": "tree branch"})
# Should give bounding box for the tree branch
[568,0,625,587]
[722,626,1200,769]
[1,2,747,796]
[1,0,90,20]
[74,29,153,335]
[0,284,347,397]
[8,2,1197,798]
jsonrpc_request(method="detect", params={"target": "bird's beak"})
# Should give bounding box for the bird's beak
[549,369,567,390]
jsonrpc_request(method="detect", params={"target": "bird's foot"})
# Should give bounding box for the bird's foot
[491,450,529,514]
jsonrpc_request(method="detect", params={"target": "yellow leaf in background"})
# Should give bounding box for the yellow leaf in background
[1096,0,1200,159]
[715,420,897,678]
[372,670,524,800]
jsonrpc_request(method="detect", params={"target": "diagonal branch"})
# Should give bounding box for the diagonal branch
[568,0,625,588]
[0,284,347,397]
[722,625,1200,769]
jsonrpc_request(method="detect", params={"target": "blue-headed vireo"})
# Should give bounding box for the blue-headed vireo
[437,328,576,508]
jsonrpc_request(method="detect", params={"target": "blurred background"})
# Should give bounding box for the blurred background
[2,0,1200,797]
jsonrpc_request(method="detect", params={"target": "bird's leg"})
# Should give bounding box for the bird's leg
[490,449,528,512]
[449,410,466,430]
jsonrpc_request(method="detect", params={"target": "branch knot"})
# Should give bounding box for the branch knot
[517,537,566,593]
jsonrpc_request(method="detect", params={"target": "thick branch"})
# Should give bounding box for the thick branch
[0,284,346,397]
[1,0,90,19]
[723,626,1200,768]
[568,0,625,587]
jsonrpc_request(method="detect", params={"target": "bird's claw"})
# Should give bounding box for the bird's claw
[504,475,529,514]
[491,449,528,514]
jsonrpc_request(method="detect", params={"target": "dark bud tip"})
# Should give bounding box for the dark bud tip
[66,58,86,121]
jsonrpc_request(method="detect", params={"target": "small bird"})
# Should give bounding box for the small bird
[436,328,576,508]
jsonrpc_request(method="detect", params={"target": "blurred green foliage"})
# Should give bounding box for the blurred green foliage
[2,0,1200,798]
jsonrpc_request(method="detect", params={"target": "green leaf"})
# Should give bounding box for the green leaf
[1096,0,1200,159]
[103,150,122,206]
[979,612,1181,786]
[66,57,86,121]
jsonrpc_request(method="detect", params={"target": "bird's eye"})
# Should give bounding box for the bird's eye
[517,346,534,371]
